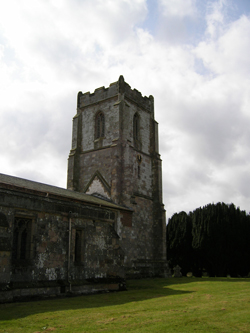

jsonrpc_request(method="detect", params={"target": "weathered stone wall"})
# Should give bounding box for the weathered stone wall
[81,97,119,151]
[0,76,168,303]
[78,82,118,108]
[77,76,153,113]
[118,196,153,260]
[80,148,114,191]
[0,185,125,303]
[0,209,12,285]
[67,76,167,278]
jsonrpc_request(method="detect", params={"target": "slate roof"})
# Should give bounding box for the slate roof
[0,173,129,211]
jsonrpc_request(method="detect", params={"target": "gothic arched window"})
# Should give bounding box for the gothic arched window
[12,217,32,261]
[95,112,105,139]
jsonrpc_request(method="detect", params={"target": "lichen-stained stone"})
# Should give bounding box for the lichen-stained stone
[68,76,168,279]
[0,174,126,303]
[0,76,169,303]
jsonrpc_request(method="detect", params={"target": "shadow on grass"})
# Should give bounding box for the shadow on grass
[0,277,249,321]
[0,279,193,321]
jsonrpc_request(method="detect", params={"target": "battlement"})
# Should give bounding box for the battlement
[77,76,154,113]
[119,76,154,113]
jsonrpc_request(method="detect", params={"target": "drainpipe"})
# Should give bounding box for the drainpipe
[68,211,72,292]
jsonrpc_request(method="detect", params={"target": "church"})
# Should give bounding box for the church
[0,76,168,303]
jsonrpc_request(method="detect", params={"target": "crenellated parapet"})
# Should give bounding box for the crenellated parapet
[68,76,167,280]
[77,82,118,109]
[118,75,154,113]
[77,75,154,113]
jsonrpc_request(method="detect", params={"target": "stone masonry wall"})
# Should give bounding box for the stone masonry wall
[67,76,167,278]
[81,97,119,151]
[0,187,125,302]
[80,148,114,192]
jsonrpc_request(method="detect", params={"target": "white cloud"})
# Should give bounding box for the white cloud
[205,0,227,38]
[159,0,197,18]
[196,15,250,76]
[0,0,250,220]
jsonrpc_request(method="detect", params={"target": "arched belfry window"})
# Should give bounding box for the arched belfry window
[133,113,141,149]
[95,112,105,139]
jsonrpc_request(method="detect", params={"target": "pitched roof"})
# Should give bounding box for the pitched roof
[0,173,130,211]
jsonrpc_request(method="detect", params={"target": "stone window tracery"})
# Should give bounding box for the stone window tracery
[12,217,33,261]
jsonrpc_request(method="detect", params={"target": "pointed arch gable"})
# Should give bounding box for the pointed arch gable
[84,171,111,199]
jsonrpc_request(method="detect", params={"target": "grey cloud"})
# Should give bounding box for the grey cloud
[1,0,250,221]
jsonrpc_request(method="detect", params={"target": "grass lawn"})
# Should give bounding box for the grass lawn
[0,277,250,332]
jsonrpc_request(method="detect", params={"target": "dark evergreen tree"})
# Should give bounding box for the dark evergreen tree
[166,211,192,275]
[167,202,250,277]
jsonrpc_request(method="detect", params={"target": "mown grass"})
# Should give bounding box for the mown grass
[0,278,250,332]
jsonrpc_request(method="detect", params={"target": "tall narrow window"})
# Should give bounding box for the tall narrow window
[74,229,84,263]
[95,112,105,139]
[133,113,141,149]
[12,217,32,260]
[75,230,81,262]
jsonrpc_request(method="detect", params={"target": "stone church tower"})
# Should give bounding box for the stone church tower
[67,76,167,277]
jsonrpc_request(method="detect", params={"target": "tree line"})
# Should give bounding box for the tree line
[166,202,250,277]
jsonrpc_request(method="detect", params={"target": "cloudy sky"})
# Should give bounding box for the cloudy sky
[1,0,250,220]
